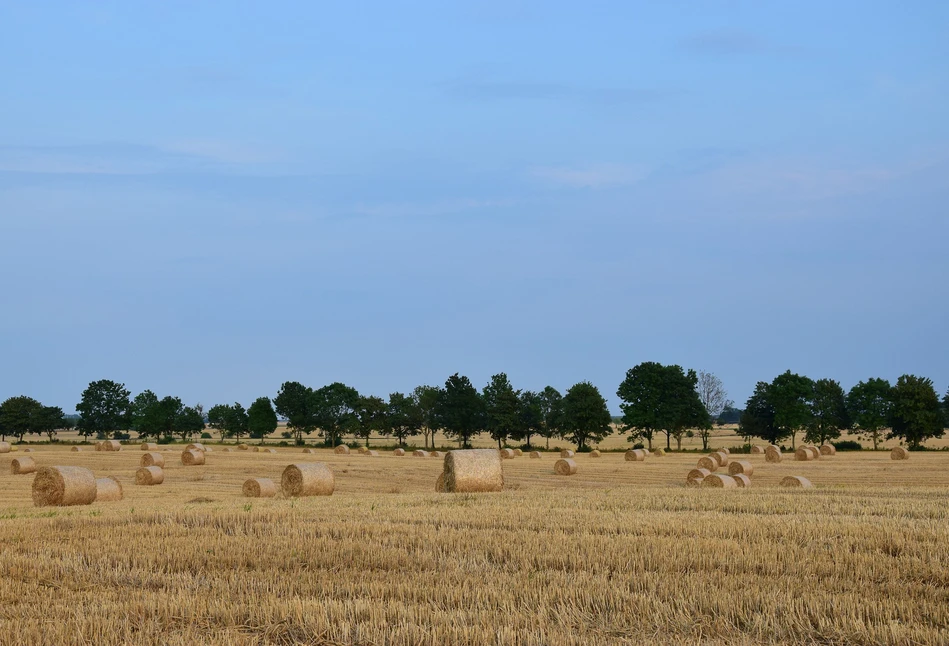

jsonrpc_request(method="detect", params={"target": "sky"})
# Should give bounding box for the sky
[1,1,947,414]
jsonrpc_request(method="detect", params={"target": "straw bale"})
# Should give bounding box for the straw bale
[590,450,601,458]
[891,446,909,460]
[181,449,206,466]
[141,452,164,468]
[357,446,369,454]
[780,475,813,488]
[499,448,516,459]
[702,474,738,488]
[430,451,444,458]
[365,450,379,457]
[141,442,158,451]
[135,466,164,485]
[0,442,9,454]
[11,456,36,475]
[513,449,523,456]
[238,443,249,450]
[95,476,123,502]
[819,443,836,456]
[71,446,82,452]
[281,463,335,497]
[795,446,816,461]
[696,456,718,471]
[554,458,578,476]
[334,445,350,454]
[303,448,316,454]
[652,448,665,457]
[32,466,97,506]
[560,449,575,458]
[242,477,277,498]
[435,472,447,493]
[719,447,730,454]
[393,448,405,456]
[687,468,711,486]
[413,450,429,457]
[102,440,121,452]
[625,450,646,462]
[186,443,206,453]
[751,445,765,454]
[529,451,542,458]
[711,452,729,467]
[733,474,752,488]
[262,448,276,454]
[224,448,233,452]
[728,460,754,476]
[23,448,34,452]
[765,446,782,463]
[442,449,504,492]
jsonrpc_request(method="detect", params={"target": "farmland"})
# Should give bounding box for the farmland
[1,445,948,645]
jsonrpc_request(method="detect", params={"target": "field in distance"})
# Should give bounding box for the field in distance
[1,446,948,645]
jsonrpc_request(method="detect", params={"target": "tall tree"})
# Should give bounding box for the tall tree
[943,387,949,428]
[274,381,318,444]
[312,382,360,447]
[768,371,815,448]
[538,386,564,450]
[847,378,893,450]
[247,397,278,441]
[130,390,165,438]
[35,405,66,441]
[806,378,850,445]
[514,390,544,449]
[696,371,731,450]
[174,405,206,441]
[562,381,612,450]
[617,362,707,450]
[0,396,42,441]
[207,404,230,440]
[434,373,484,448]
[739,382,785,445]
[413,385,440,449]
[385,392,423,446]
[483,373,521,449]
[888,375,944,448]
[76,379,131,439]
[353,395,387,447]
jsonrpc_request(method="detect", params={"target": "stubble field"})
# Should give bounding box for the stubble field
[1,443,948,645]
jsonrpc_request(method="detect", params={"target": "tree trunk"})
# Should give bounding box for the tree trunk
[676,436,682,450]
[546,436,550,450]
[525,433,531,450]
[666,433,671,450]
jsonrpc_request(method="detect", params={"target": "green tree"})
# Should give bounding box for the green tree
[312,382,360,447]
[483,372,521,449]
[888,374,944,448]
[76,379,131,439]
[35,405,66,441]
[353,395,387,447]
[768,371,815,448]
[538,386,564,450]
[617,362,707,450]
[847,378,892,450]
[247,397,278,441]
[385,392,422,446]
[696,370,730,450]
[174,405,206,441]
[207,404,230,439]
[562,381,612,450]
[413,385,441,449]
[943,387,949,428]
[513,390,544,449]
[717,405,743,426]
[130,390,165,438]
[806,378,850,445]
[0,396,43,441]
[434,373,485,448]
[739,382,785,445]
[274,381,318,444]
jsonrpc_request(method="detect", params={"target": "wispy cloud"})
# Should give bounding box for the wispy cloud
[530,164,648,189]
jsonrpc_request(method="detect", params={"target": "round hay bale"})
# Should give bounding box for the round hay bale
[430,451,444,458]
[719,447,730,454]
[702,474,738,488]
[141,442,158,451]
[11,456,37,475]
[590,450,601,458]
[302,448,316,454]
[819,443,836,456]
[780,475,813,488]
[141,452,164,468]
[71,446,82,452]
[365,450,379,457]
[652,448,665,457]
[728,460,754,476]
[891,446,909,460]
[554,458,578,476]
[499,448,516,459]
[224,448,233,452]
[795,446,816,461]
[529,451,542,458]
[253,446,260,452]
[435,472,447,493]
[334,445,350,455]
[205,447,213,453]
[625,450,646,462]
[513,449,523,456]
[765,446,782,463]
[262,448,276,454]
[751,445,765,454]
[687,468,711,486]
[560,449,575,458]
[95,476,123,502]
[23,448,34,453]
[357,446,369,454]
[186,443,206,453]
[393,448,405,456]
[32,466,97,506]
[135,466,164,485]
[95,441,104,451]
[281,463,335,497]
[181,449,206,466]
[711,452,729,467]
[413,450,429,457]
[696,456,718,471]
[102,440,121,452]
[442,449,504,492]
[733,474,751,488]
[0,441,10,453]
[238,443,249,450]
[242,477,277,498]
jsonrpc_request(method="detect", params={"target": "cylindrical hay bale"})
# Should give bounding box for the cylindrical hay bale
[435,472,447,493]
[141,442,158,451]
[625,450,646,462]
[103,440,121,452]
[95,476,123,502]
[242,477,277,498]
[281,463,335,497]
[513,449,523,456]
[728,460,754,476]
[262,448,276,454]
[205,447,213,452]
[0,441,10,453]
[765,446,782,463]
[795,446,816,461]
[560,449,575,458]
[95,441,104,451]
[780,475,813,488]
[733,474,751,488]
[413,450,429,457]
[186,443,206,453]
[712,452,729,467]
[702,474,738,488]
[751,445,765,454]
[365,450,379,457]
[11,456,37,475]
[819,444,836,456]
[357,446,369,454]
[696,456,718,471]
[141,452,164,468]
[430,451,444,458]
[393,448,405,456]
[302,448,316,454]
[653,448,665,457]
[891,446,909,460]
[23,448,34,453]
[554,458,578,476]
[238,443,249,450]
[529,451,542,458]
[71,446,82,452]
[135,466,164,485]
[224,448,233,452]
[687,468,711,486]
[499,448,516,459]
[253,446,260,452]
[32,466,97,506]
[334,445,350,455]
[181,449,206,466]
[720,447,730,454]
[590,450,601,458]
[443,449,505,492]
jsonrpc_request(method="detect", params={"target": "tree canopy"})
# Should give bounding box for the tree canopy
[888,375,944,448]
[847,378,892,450]
[76,380,131,439]
[434,373,484,448]
[806,378,850,445]
[617,362,708,450]
[562,381,612,450]
[483,373,521,448]
[247,397,277,440]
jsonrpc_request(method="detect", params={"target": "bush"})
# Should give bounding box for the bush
[200,432,212,439]
[831,440,863,451]
[631,443,644,450]
[113,431,130,440]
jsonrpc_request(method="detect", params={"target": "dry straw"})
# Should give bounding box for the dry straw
[441,449,504,493]
[413,450,429,457]
[302,448,316,454]
[765,446,782,463]
[238,443,249,450]
[135,466,164,485]
[32,466,97,506]
[365,450,379,457]
[751,445,765,454]
[625,450,647,462]
[702,474,738,489]
[242,477,277,498]
[393,448,405,456]
[101,440,121,452]
[720,447,730,454]
[141,442,158,451]
[590,450,601,458]
[696,456,718,471]
[733,474,751,488]
[795,447,816,461]
[780,475,813,488]
[687,468,711,486]
[334,445,350,454]
[261,448,276,454]
[141,452,164,468]
[728,460,754,476]
[223,448,233,452]
[435,472,447,493]
[281,463,335,497]
[11,456,37,475]
[529,451,541,459]
[181,449,206,466]
[430,451,444,458]
[23,448,34,453]
[357,446,369,455]
[560,449,575,458]
[712,452,729,467]
[500,448,516,459]
[820,444,836,456]
[70,446,82,452]
[513,449,523,456]
[891,446,909,460]
[554,458,578,476]
[653,448,665,457]
[186,443,206,453]
[94,476,123,502]
[0,442,10,454]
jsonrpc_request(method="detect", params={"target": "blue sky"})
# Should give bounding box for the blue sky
[1,1,947,414]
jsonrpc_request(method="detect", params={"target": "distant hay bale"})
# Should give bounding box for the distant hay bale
[780,475,813,489]
[135,466,164,485]
[442,449,504,492]
[435,472,447,493]
[0,442,10,454]
[795,446,816,461]
[513,449,523,456]
[32,466,97,506]
[820,444,836,456]
[696,456,718,471]
[500,448,516,459]
[238,443,249,450]
[365,450,379,457]
[262,448,276,454]
[224,448,233,452]
[560,449,575,458]
[393,448,405,456]
[23,448,34,453]
[711,452,729,467]
[281,463,335,497]
[186,443,206,453]
[71,446,82,452]
[529,451,541,458]
[101,440,121,452]
[625,450,646,462]
[181,449,206,466]
[765,446,782,463]
[430,451,444,458]
[554,458,578,476]
[253,446,260,452]
[720,447,730,454]
[11,456,37,475]
[334,445,350,455]
[653,448,665,457]
[751,445,765,454]
[728,460,754,476]
[590,450,601,458]
[891,446,909,460]
[141,442,158,451]
[242,477,277,498]
[733,474,751,488]
[702,474,738,489]
[413,450,429,457]
[141,452,164,468]
[357,446,369,454]
[302,448,316,454]
[205,447,213,452]
[94,441,103,451]
[687,468,711,486]
[94,476,123,502]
